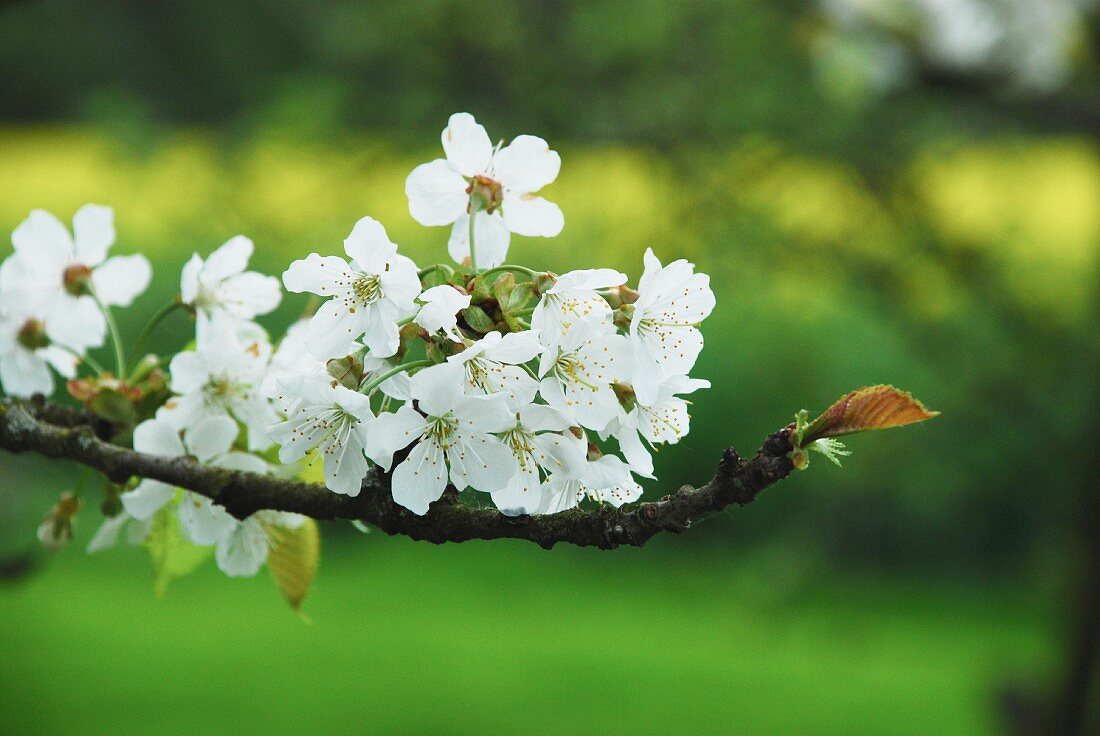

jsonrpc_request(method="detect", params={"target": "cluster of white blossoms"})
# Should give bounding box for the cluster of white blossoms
[3,113,715,574]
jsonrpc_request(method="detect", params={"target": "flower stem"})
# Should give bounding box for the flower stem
[57,344,107,376]
[360,359,433,396]
[90,291,126,377]
[418,263,455,281]
[476,264,538,283]
[130,300,183,370]
[468,207,479,272]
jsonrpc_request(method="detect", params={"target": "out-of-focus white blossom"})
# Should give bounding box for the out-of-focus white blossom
[0,205,150,356]
[157,318,277,451]
[181,235,281,338]
[120,416,260,545]
[0,307,79,398]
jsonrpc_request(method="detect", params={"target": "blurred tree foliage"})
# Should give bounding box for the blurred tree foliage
[0,0,1096,582]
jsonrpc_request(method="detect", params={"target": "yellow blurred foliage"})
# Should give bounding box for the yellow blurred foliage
[0,127,1093,323]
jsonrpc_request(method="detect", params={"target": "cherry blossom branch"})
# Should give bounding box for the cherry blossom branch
[0,396,795,549]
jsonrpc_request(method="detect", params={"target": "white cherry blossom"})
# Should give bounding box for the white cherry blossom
[181,235,281,338]
[537,322,631,432]
[157,318,277,450]
[494,405,587,516]
[605,375,710,478]
[364,363,517,515]
[629,248,715,405]
[447,329,542,407]
[268,374,374,496]
[414,284,471,342]
[0,307,79,398]
[283,216,421,359]
[0,205,150,350]
[531,268,626,343]
[362,353,412,401]
[216,510,308,578]
[120,415,261,545]
[261,320,326,411]
[405,113,563,268]
[86,511,152,554]
[540,454,643,514]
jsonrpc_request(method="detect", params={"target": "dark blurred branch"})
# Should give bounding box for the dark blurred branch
[0,396,794,550]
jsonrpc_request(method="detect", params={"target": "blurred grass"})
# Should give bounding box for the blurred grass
[0,531,1056,736]
[0,126,1092,734]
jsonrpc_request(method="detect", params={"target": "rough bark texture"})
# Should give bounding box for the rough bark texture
[0,396,795,549]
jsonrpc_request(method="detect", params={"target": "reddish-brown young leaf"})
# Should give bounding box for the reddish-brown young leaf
[795,385,939,446]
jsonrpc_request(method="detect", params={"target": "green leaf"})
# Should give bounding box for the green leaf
[88,388,136,426]
[462,305,495,334]
[505,282,534,311]
[265,519,320,618]
[794,385,939,447]
[145,505,211,598]
[491,272,516,305]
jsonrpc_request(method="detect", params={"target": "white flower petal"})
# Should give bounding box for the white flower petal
[343,217,397,274]
[166,351,209,395]
[304,297,368,359]
[203,236,253,283]
[178,493,237,545]
[492,134,561,193]
[282,253,352,294]
[414,285,471,338]
[323,427,370,497]
[133,418,186,456]
[0,349,53,398]
[519,404,572,433]
[549,269,627,294]
[442,112,493,177]
[91,254,151,307]
[86,513,129,553]
[406,158,469,226]
[447,211,510,268]
[11,209,73,270]
[180,254,203,304]
[454,393,515,434]
[216,271,282,319]
[616,426,654,478]
[120,480,175,521]
[492,463,543,516]
[72,204,115,266]
[410,362,464,418]
[44,296,105,353]
[359,300,401,358]
[183,415,239,463]
[215,518,268,577]
[40,346,79,379]
[483,330,542,364]
[363,406,427,471]
[378,257,423,311]
[503,193,563,236]
[447,433,517,494]
[391,439,448,515]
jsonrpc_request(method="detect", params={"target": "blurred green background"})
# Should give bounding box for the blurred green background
[1,1,1097,734]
